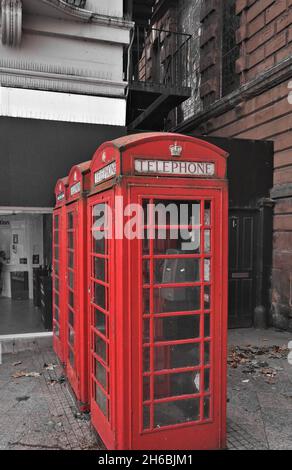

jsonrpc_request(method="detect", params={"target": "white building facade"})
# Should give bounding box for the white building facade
[0,0,132,124]
[0,0,132,335]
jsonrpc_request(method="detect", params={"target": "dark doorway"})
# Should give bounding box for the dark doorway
[228,210,257,328]
[191,135,274,328]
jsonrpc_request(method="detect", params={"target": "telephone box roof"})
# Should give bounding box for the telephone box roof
[99,132,228,158]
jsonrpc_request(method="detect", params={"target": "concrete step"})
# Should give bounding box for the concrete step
[0,332,53,356]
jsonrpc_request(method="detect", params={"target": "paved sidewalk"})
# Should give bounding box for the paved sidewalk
[0,328,291,450]
[227,328,292,450]
[0,344,99,450]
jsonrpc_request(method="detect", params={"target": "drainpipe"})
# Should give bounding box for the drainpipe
[254,197,274,329]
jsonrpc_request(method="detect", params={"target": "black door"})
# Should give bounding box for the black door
[228,210,257,328]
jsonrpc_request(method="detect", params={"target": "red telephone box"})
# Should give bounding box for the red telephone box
[87,133,228,450]
[53,177,68,364]
[65,162,91,410]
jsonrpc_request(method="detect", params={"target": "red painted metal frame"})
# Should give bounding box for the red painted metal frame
[87,190,116,449]
[53,177,68,365]
[64,162,91,410]
[129,184,227,450]
[87,133,228,450]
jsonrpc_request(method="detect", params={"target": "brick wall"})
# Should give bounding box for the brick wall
[200,0,223,107]
[236,0,292,82]
[196,0,292,329]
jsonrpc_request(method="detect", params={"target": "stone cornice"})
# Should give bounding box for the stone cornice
[173,57,292,133]
[40,0,134,30]
[1,0,22,47]
[0,60,127,97]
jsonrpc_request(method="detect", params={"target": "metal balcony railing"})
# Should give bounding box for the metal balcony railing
[129,26,192,91]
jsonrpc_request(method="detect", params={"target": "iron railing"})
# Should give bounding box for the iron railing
[129,26,192,90]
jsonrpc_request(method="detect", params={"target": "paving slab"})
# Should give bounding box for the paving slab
[0,328,291,450]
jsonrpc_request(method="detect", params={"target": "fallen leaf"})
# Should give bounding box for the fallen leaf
[12,371,41,378]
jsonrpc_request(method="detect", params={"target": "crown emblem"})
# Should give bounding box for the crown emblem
[170,142,182,157]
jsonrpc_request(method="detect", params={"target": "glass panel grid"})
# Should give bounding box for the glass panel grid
[66,210,77,370]
[141,198,214,431]
[53,213,61,332]
[90,201,111,424]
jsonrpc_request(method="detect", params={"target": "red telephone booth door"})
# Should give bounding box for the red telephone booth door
[88,190,116,449]
[52,208,64,362]
[65,203,79,396]
[130,186,227,450]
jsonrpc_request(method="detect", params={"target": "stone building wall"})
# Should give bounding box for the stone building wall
[195,0,292,329]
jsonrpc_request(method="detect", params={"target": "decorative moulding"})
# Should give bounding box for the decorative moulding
[1,0,22,47]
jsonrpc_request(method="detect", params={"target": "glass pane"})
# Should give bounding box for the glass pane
[204,201,211,226]
[68,232,74,249]
[95,309,107,336]
[55,215,59,229]
[143,231,150,255]
[68,212,74,229]
[95,335,107,363]
[55,262,59,276]
[54,246,59,260]
[143,405,150,430]
[69,290,74,308]
[54,306,59,322]
[94,283,106,310]
[69,348,74,367]
[143,347,150,372]
[54,230,59,245]
[204,368,210,392]
[94,258,106,282]
[143,289,150,314]
[154,342,201,371]
[55,277,59,292]
[69,310,74,327]
[204,396,210,419]
[143,260,150,285]
[154,398,200,428]
[155,258,200,284]
[204,314,210,337]
[55,292,59,307]
[95,360,106,389]
[153,286,200,313]
[143,376,150,401]
[154,230,200,255]
[204,259,211,282]
[153,200,201,226]
[68,327,74,346]
[204,285,210,309]
[93,236,105,254]
[143,318,150,343]
[93,204,106,227]
[154,371,201,399]
[95,383,107,417]
[204,342,210,365]
[68,270,74,289]
[68,251,74,268]
[153,315,200,342]
[204,230,211,253]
